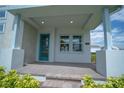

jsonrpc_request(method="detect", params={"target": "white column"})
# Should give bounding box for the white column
[12,15,19,48]
[103,8,112,50]
[11,15,24,69]
[12,14,24,49]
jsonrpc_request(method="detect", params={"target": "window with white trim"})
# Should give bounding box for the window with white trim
[0,10,6,19]
[60,36,70,52]
[60,35,82,52]
[72,36,82,52]
[0,23,5,33]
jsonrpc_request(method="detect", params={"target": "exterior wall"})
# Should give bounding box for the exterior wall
[22,22,38,64]
[96,50,124,77]
[55,27,90,63]
[38,27,91,63]
[0,11,15,48]
[0,10,24,71]
[38,27,55,62]
[0,49,13,71]
[11,49,24,69]
[0,49,24,71]
[96,51,106,76]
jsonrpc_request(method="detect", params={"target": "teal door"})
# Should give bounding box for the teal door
[39,34,49,61]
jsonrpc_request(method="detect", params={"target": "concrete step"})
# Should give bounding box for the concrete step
[41,79,81,88]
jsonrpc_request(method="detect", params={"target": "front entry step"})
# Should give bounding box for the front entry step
[41,79,81,88]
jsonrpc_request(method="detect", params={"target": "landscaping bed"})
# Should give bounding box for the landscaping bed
[81,75,124,88]
[0,66,40,88]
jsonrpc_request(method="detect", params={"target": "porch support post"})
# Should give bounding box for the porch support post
[13,14,24,49]
[10,14,24,70]
[103,8,112,50]
[96,8,112,77]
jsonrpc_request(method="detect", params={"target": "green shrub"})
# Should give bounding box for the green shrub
[0,66,5,72]
[81,75,97,88]
[81,75,124,88]
[15,74,40,88]
[0,66,6,87]
[0,66,40,88]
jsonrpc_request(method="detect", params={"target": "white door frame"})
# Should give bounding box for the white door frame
[36,32,50,62]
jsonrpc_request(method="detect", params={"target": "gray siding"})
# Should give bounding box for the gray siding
[0,11,15,48]
[22,22,38,64]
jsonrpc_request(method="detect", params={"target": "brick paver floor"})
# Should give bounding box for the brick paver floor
[17,62,105,80]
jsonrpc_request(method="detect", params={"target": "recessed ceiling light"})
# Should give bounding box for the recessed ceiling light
[70,20,74,24]
[41,21,45,24]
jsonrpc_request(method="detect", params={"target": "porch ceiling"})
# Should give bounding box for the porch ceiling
[29,13,92,28]
[9,5,121,30]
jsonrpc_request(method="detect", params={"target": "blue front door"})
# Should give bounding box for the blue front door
[39,34,49,61]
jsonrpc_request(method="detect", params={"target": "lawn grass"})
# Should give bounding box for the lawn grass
[91,53,96,63]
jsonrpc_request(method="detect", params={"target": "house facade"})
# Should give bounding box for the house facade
[0,6,91,67]
[0,5,124,77]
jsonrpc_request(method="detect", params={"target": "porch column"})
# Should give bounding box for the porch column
[103,8,112,50]
[10,14,24,69]
[96,8,112,77]
[12,14,24,49]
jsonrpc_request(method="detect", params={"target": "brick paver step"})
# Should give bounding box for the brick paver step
[41,79,81,88]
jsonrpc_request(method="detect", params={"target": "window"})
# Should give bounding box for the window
[60,35,82,52]
[0,23,5,33]
[72,36,82,51]
[0,11,6,19]
[60,36,69,52]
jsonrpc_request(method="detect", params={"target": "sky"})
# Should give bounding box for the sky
[91,7,124,49]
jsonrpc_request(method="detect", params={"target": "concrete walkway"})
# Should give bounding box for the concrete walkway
[17,62,105,88]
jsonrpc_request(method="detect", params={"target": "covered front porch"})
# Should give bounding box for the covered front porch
[17,62,105,80]
[4,5,124,79]
[17,62,105,87]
